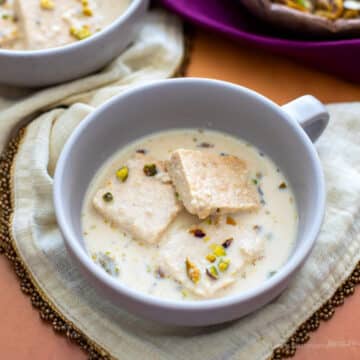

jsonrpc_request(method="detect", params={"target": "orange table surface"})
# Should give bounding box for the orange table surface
[1,29,360,360]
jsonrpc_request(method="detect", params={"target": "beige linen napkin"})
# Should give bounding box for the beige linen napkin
[1,10,360,359]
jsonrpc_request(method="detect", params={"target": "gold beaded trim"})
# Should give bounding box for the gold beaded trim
[270,265,360,359]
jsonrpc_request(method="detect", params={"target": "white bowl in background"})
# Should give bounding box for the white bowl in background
[0,0,149,88]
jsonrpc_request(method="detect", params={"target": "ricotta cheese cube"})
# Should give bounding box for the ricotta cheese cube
[167,149,259,219]
[160,216,264,298]
[93,154,182,244]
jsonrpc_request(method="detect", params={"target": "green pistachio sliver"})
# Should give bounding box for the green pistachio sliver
[102,192,113,202]
[268,270,277,278]
[296,0,310,9]
[206,265,219,280]
[95,252,119,277]
[210,244,226,257]
[143,163,157,177]
[218,258,231,272]
[116,166,129,182]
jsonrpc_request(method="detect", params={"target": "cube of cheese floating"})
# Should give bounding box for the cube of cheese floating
[13,0,76,50]
[93,154,182,244]
[167,149,259,219]
[160,216,264,298]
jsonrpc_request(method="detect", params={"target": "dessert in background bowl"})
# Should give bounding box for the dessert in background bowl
[0,0,148,87]
[240,0,360,36]
[0,0,131,50]
[54,78,328,326]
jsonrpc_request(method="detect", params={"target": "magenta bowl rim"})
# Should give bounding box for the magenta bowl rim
[162,0,360,48]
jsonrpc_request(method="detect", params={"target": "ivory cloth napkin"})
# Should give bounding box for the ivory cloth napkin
[1,10,360,360]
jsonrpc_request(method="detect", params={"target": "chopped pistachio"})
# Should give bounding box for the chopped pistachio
[143,164,157,176]
[102,192,113,202]
[136,149,147,154]
[205,217,212,225]
[95,252,119,277]
[226,216,237,226]
[156,267,165,279]
[189,228,206,238]
[211,244,226,257]
[203,236,211,243]
[279,182,287,189]
[185,257,201,284]
[197,142,214,148]
[83,6,93,16]
[206,265,219,280]
[252,178,258,185]
[222,238,233,249]
[181,289,188,298]
[218,259,230,272]
[205,254,216,263]
[116,166,129,182]
[40,0,54,10]
[70,25,92,40]
[268,270,277,278]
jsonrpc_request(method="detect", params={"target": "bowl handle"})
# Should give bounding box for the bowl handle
[282,95,329,143]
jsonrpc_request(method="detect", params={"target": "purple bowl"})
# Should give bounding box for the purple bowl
[162,0,360,83]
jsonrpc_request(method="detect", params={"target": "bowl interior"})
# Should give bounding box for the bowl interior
[56,79,323,300]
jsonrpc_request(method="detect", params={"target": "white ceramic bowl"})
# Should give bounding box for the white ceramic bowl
[0,0,148,88]
[54,78,329,326]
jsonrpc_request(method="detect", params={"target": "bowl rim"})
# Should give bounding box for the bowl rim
[54,78,326,312]
[162,0,360,47]
[0,0,144,57]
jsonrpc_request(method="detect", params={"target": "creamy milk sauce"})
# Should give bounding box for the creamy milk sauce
[82,129,298,301]
[0,0,131,50]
